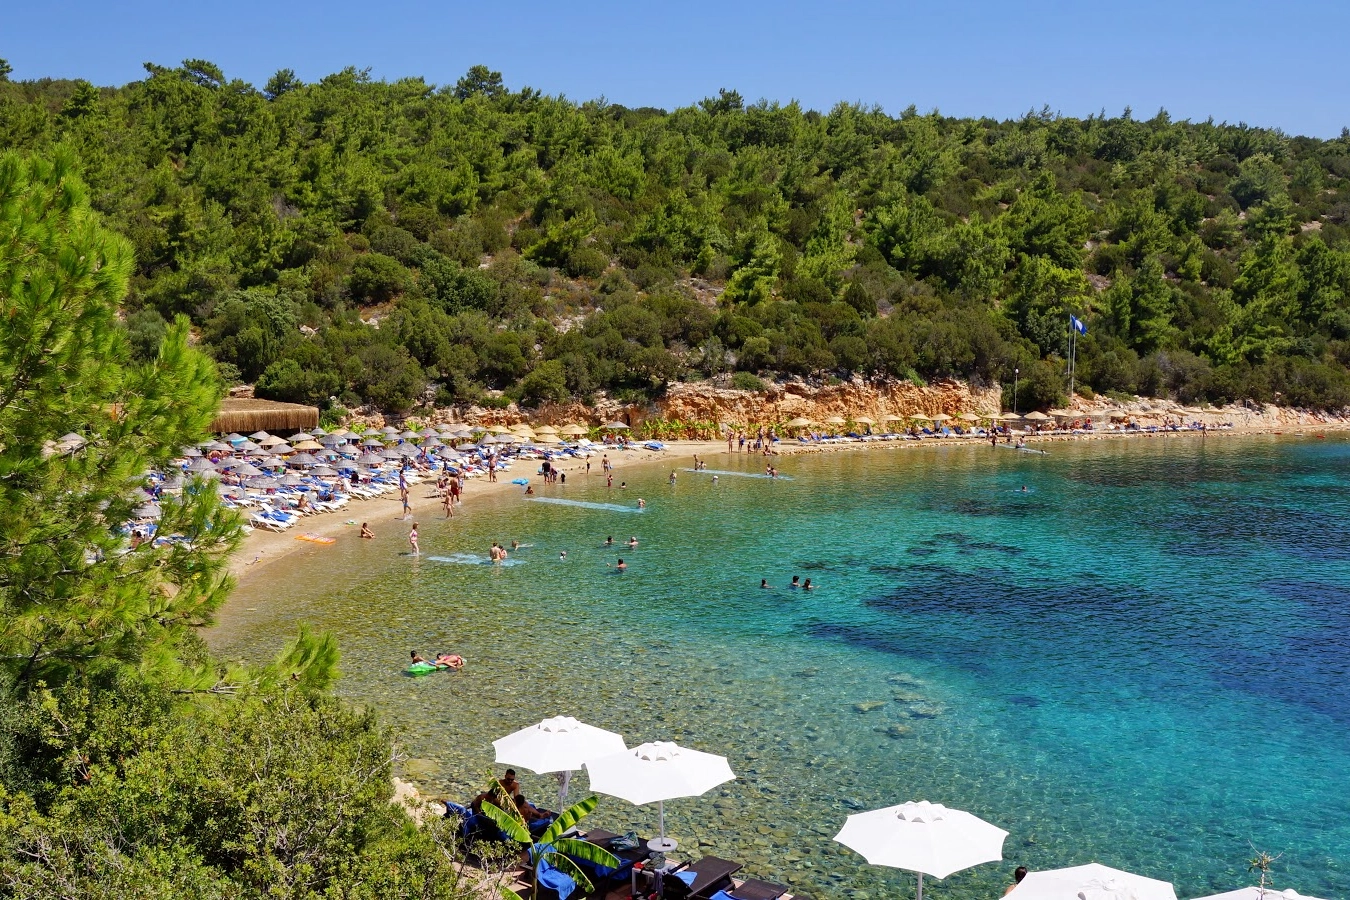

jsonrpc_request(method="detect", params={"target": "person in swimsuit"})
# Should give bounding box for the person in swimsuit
[435,653,465,669]
[610,559,626,571]
[802,578,814,590]
[627,536,638,547]
[408,523,420,555]
[360,522,374,539]
[637,498,646,508]
[761,579,770,589]
[790,576,800,588]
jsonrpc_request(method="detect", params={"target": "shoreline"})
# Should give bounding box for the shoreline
[222,420,1350,596]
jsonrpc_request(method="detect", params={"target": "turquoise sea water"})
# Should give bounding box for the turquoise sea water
[210,435,1350,900]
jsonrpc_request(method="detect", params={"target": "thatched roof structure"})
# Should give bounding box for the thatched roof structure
[210,399,319,435]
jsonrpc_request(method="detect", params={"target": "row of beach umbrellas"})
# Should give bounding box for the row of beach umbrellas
[490,716,1322,900]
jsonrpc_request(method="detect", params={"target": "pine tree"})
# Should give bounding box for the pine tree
[0,149,241,691]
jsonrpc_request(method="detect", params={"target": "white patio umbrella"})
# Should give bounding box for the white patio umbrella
[493,716,627,810]
[834,800,1007,900]
[1008,863,1177,900]
[1191,889,1327,900]
[585,741,735,852]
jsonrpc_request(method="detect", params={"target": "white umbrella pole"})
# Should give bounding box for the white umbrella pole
[916,872,923,900]
[659,799,666,841]
[557,770,571,811]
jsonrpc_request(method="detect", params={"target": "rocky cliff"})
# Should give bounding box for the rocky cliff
[398,377,1003,433]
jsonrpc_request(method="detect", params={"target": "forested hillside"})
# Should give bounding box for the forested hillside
[3,59,1350,412]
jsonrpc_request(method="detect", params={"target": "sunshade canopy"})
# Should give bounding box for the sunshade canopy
[834,800,1007,881]
[1191,889,1327,900]
[1007,863,1177,900]
[585,740,735,806]
[493,716,627,774]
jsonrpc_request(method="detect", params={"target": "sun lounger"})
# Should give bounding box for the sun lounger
[665,856,743,900]
[720,878,789,900]
[568,828,647,887]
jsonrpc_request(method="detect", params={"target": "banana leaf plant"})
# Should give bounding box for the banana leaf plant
[481,794,621,900]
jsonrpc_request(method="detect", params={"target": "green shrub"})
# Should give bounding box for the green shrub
[348,254,412,304]
[731,371,767,392]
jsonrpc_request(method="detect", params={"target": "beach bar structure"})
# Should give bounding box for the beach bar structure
[209,398,319,436]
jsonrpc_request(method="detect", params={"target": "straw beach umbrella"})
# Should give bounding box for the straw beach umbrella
[785,417,813,428]
[585,741,735,852]
[493,716,627,810]
[560,424,587,437]
[1006,863,1177,900]
[834,801,1007,900]
[601,422,630,430]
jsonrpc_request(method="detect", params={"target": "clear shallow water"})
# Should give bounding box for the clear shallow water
[211,436,1350,900]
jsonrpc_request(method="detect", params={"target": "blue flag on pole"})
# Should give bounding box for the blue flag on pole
[1070,314,1087,335]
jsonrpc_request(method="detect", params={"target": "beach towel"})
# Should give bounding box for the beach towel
[295,533,336,544]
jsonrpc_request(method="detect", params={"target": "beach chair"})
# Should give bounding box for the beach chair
[710,879,790,900]
[664,856,744,900]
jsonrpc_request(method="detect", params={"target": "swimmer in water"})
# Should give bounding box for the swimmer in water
[627,536,638,547]
[604,536,614,546]
[360,522,374,539]
[712,475,718,483]
[609,558,627,571]
[511,540,521,550]
[669,471,677,484]
[761,579,770,589]
[790,575,800,589]
[637,498,646,508]
[619,481,626,489]
[802,578,814,591]
[408,523,420,556]
[1020,485,1028,493]
[559,551,567,560]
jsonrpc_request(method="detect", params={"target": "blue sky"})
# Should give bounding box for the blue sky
[9,0,1349,137]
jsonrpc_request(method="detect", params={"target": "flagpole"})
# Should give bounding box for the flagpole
[1067,315,1074,401]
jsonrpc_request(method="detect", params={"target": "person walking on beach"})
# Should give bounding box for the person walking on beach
[400,486,412,519]
[602,455,611,474]
[408,523,420,556]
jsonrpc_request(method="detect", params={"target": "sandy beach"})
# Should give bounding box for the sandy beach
[226,418,1350,589]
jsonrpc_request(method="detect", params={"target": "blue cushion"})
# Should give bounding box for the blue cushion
[536,858,576,900]
[710,891,736,900]
[673,871,697,886]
